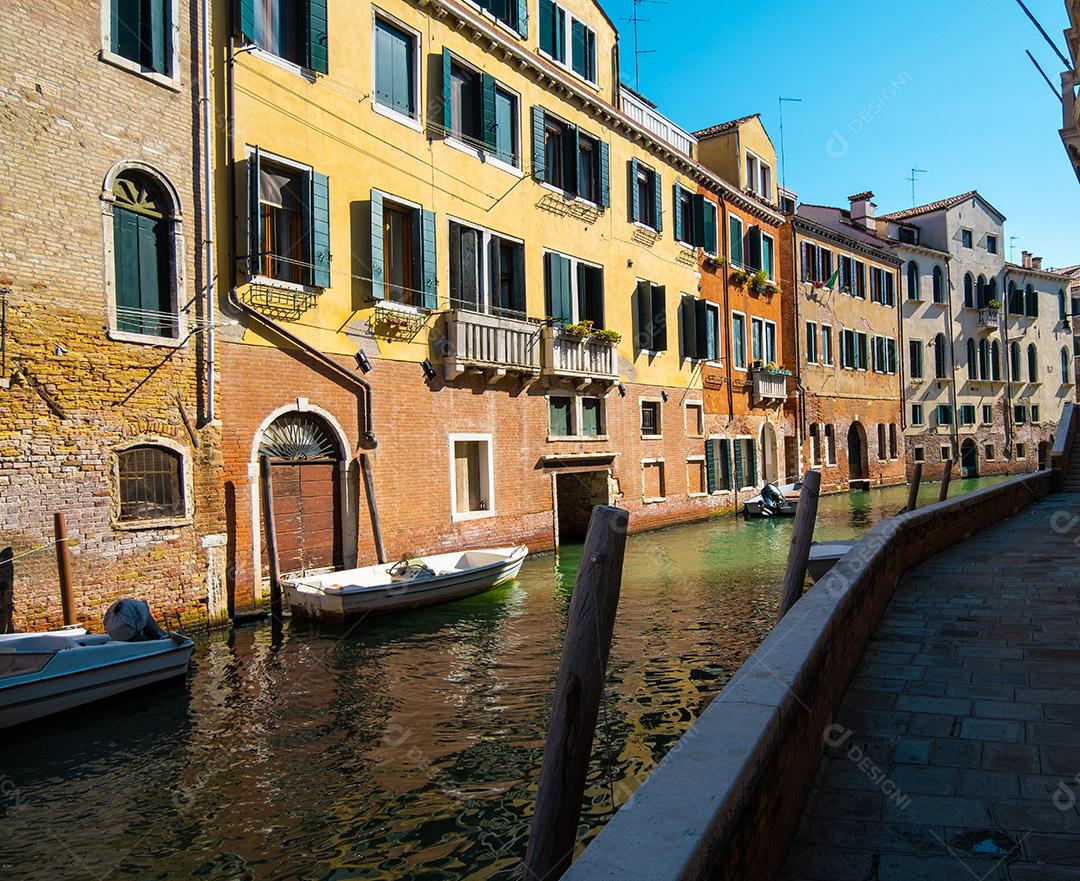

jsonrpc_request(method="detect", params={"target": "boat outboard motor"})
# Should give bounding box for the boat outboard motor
[760,482,787,516]
[104,599,168,642]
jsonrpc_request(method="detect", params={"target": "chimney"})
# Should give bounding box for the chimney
[848,192,876,231]
[1022,250,1032,269]
[1032,255,1043,271]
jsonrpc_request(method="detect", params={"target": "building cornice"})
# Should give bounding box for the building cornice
[791,216,902,266]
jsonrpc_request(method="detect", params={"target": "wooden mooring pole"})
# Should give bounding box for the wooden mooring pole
[523,505,629,881]
[0,546,13,634]
[777,471,821,620]
[259,455,283,621]
[905,462,923,514]
[939,459,953,502]
[359,453,387,565]
[53,513,76,625]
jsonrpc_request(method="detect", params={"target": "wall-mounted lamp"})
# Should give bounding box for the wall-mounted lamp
[661,390,669,402]
[421,359,436,381]
[354,348,372,374]
[617,382,626,397]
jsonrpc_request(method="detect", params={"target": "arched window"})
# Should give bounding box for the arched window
[935,333,948,379]
[963,273,974,308]
[1059,289,1068,322]
[1010,342,1021,380]
[978,339,990,381]
[1028,344,1038,383]
[966,338,977,380]
[932,265,944,304]
[106,166,182,340]
[117,445,184,522]
[1063,347,1072,384]
[991,340,1001,381]
[907,261,920,300]
[1025,285,1038,318]
[986,277,997,308]
[1008,281,1023,315]
[824,424,836,465]
[976,275,987,309]
[809,423,821,466]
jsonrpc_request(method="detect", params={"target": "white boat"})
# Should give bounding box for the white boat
[744,481,802,518]
[284,546,529,622]
[0,629,194,729]
[807,541,857,583]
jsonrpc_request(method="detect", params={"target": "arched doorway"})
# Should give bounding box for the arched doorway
[258,411,345,577]
[961,439,979,478]
[761,423,779,483]
[1038,440,1052,471]
[847,422,868,481]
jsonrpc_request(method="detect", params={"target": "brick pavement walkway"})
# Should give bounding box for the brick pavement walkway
[781,492,1080,881]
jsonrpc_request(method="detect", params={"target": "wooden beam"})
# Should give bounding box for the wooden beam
[175,393,200,449]
[0,546,13,634]
[939,459,953,502]
[906,462,923,513]
[259,455,282,621]
[54,513,76,625]
[777,470,822,620]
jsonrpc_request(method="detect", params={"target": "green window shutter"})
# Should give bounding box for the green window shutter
[695,299,713,360]
[747,226,762,270]
[539,0,556,55]
[515,0,528,37]
[369,189,384,301]
[531,106,546,181]
[651,285,667,350]
[421,209,437,309]
[554,5,566,60]
[629,158,640,223]
[598,141,610,209]
[148,0,168,73]
[653,172,663,233]
[635,280,653,350]
[580,264,604,327]
[586,29,596,81]
[571,20,586,77]
[494,88,515,164]
[308,171,331,288]
[136,214,167,335]
[729,217,742,266]
[114,209,141,333]
[110,0,120,55]
[748,442,758,487]
[673,183,684,243]
[679,295,697,360]
[544,253,572,323]
[691,194,706,249]
[247,147,262,278]
[442,48,453,133]
[481,74,497,150]
[549,397,570,436]
[719,440,732,489]
[511,245,526,314]
[307,0,329,74]
[239,0,256,42]
[705,440,717,493]
[733,441,744,490]
[562,123,579,195]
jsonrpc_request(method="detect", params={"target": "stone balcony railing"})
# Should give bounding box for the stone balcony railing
[751,369,788,403]
[540,328,619,386]
[443,309,541,381]
[977,308,1000,331]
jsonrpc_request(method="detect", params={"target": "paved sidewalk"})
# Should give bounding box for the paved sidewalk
[781,492,1080,881]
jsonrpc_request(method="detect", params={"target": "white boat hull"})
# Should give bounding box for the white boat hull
[285,547,528,622]
[744,482,802,518]
[0,637,194,729]
[807,541,856,583]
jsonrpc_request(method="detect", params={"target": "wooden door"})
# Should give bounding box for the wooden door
[264,461,342,576]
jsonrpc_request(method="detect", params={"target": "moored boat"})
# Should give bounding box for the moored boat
[807,540,857,583]
[744,481,802,518]
[284,546,528,622]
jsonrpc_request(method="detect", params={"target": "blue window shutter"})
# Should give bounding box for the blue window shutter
[730,218,743,266]
[247,147,262,278]
[598,141,610,209]
[586,29,596,81]
[554,5,565,60]
[653,172,663,233]
[701,199,716,253]
[310,172,331,288]
[239,0,256,42]
[531,106,546,181]
[673,183,683,243]
[136,214,166,329]
[110,0,120,54]
[442,48,453,133]
[148,0,167,73]
[481,74,497,150]
[115,0,143,62]
[705,440,716,493]
[370,189,384,301]
[629,158,640,223]
[421,209,437,309]
[307,0,329,74]
[515,0,528,37]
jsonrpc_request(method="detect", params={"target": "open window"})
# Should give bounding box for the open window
[106,0,176,79]
[449,221,525,317]
[449,434,494,520]
[673,184,718,253]
[370,189,436,307]
[532,108,609,206]
[634,281,667,352]
[630,159,661,231]
[679,295,720,361]
[239,0,328,73]
[544,251,605,327]
[441,51,520,168]
[539,0,596,83]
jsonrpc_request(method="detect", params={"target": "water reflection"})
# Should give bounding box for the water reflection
[0,477,1006,880]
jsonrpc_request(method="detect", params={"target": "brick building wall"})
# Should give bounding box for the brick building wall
[0,1,225,631]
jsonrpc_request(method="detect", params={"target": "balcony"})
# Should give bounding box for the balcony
[976,308,1000,332]
[443,309,541,382]
[541,327,619,387]
[619,88,697,157]
[751,369,788,403]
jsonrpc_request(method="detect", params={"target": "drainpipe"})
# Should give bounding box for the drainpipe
[1001,269,1014,461]
[944,253,959,459]
[790,219,806,444]
[895,263,906,431]
[201,0,216,422]
[719,198,734,421]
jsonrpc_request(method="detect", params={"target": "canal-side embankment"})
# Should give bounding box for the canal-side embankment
[559,406,1075,881]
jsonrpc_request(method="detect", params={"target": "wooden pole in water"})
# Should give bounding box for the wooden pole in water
[938,459,953,502]
[524,505,629,881]
[0,546,13,634]
[53,513,76,625]
[259,455,282,621]
[359,452,387,565]
[905,462,923,514]
[777,471,821,620]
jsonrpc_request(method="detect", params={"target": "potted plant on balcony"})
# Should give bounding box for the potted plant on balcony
[591,327,621,345]
[730,267,750,288]
[749,269,772,295]
[986,298,1001,310]
[561,320,594,340]
[703,253,725,270]
[749,358,765,371]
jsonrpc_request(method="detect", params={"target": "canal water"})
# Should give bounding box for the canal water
[1,478,1005,880]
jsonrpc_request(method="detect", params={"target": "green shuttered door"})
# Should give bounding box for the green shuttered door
[310,172,331,288]
[370,189,384,301]
[421,209,437,309]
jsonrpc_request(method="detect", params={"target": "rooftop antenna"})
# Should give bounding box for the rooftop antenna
[1009,236,1019,262]
[778,97,803,198]
[1025,49,1065,103]
[623,0,665,93]
[1012,0,1071,69]
[907,167,927,208]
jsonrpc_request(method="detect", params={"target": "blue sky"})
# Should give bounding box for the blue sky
[602,0,1077,268]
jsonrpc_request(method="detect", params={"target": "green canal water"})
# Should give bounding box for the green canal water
[1,477,1007,880]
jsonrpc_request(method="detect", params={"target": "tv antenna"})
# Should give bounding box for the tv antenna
[1009,236,1019,262]
[907,167,927,208]
[623,0,666,93]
